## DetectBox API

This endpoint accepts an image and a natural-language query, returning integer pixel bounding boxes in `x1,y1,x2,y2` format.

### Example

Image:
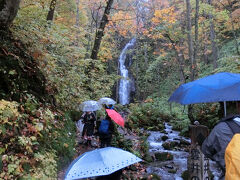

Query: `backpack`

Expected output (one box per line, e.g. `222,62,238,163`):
76,119,84,134
223,116,240,180
98,119,110,134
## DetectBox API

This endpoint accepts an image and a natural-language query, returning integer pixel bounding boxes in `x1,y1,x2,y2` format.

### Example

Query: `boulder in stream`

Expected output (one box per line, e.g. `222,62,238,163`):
154,152,173,161
162,141,179,150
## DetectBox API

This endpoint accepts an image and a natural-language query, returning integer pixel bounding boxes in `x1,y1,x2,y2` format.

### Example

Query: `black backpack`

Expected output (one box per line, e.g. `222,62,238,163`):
220,115,240,134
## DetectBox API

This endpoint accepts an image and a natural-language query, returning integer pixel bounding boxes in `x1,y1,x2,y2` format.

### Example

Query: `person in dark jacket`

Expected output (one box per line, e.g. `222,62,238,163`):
201,115,240,179
98,115,114,148
82,111,96,146
105,104,114,110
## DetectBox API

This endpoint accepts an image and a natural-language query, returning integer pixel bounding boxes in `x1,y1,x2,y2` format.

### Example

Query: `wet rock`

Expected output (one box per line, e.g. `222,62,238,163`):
168,169,177,174
181,170,189,180
143,153,154,163
149,174,161,180
162,141,179,150
161,135,168,141
147,127,159,131
164,164,174,169
154,152,173,161
160,129,167,134
179,139,191,146
140,173,161,180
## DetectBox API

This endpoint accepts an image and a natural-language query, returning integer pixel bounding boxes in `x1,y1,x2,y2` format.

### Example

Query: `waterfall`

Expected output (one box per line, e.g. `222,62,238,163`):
118,38,136,105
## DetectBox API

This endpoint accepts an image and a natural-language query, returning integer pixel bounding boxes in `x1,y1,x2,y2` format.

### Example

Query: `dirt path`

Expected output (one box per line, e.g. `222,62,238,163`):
57,128,149,180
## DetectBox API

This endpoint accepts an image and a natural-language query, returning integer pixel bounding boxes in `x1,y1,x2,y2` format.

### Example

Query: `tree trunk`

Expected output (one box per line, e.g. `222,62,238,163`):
85,20,94,59
229,12,240,55
47,0,57,21
90,0,114,60
144,42,148,66
226,0,240,55
186,0,195,123
207,0,218,68
165,33,186,83
75,0,80,46
75,0,80,27
193,0,199,77
0,0,21,30
186,0,195,81
209,20,218,68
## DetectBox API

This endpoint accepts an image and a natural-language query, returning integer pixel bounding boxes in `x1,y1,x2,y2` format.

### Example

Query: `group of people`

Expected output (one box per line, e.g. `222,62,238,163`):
78,102,240,179
75,104,124,179
79,104,115,148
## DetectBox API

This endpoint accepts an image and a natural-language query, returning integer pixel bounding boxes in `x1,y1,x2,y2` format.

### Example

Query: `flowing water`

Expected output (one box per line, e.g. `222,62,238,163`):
118,38,136,105
146,123,222,180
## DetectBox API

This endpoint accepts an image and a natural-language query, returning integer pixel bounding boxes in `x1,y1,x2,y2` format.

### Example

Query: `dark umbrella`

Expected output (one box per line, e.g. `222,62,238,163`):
168,72,240,116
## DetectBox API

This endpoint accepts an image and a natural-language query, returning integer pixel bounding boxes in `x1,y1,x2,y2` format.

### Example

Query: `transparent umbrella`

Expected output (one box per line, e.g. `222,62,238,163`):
80,100,102,112
64,147,142,180
98,97,116,105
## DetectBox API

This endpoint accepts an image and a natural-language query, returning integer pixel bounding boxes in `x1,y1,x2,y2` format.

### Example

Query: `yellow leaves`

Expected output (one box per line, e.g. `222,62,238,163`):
18,136,34,153
152,7,177,25
0,100,19,125
35,123,44,131
108,11,137,36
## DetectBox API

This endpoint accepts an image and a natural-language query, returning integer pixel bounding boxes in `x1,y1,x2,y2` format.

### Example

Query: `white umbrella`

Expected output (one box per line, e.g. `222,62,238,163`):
80,100,101,112
64,147,142,180
98,97,116,105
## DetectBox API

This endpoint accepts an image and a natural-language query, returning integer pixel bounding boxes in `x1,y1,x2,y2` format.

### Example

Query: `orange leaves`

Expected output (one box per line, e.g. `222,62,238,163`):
32,50,43,59
152,7,177,25
108,11,137,36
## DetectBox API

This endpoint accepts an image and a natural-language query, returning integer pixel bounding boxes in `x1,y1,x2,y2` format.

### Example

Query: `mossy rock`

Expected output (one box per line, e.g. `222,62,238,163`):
147,123,164,131
143,153,153,163
140,174,161,180
155,152,173,161
179,139,190,146
160,129,167,133
162,141,179,150
181,170,189,180
168,169,177,174
150,173,161,180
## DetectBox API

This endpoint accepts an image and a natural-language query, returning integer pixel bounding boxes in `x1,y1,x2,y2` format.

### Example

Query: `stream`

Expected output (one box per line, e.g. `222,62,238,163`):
146,123,222,180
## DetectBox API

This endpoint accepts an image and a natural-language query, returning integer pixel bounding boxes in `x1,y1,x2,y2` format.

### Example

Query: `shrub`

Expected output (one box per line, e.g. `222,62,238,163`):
0,98,76,178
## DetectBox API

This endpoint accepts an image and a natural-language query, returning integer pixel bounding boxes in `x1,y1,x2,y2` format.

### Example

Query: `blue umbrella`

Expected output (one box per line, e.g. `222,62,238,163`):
64,147,142,180
168,72,240,116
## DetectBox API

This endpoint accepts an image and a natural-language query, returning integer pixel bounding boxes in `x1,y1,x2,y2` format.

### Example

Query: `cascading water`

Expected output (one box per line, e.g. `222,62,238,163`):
118,38,136,105
147,123,222,179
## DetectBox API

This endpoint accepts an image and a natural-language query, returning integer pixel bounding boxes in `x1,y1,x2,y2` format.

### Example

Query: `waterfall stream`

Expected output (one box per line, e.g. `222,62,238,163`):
147,123,222,179
118,38,136,105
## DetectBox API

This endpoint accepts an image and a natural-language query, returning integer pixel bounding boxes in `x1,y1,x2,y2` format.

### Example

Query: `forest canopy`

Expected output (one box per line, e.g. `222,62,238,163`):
0,0,239,179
